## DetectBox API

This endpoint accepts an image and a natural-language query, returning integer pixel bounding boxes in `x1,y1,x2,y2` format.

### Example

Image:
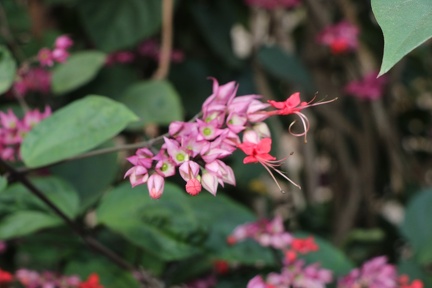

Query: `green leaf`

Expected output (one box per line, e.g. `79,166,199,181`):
0,211,61,240
21,96,138,168
371,0,432,75
400,188,432,264
257,45,315,93
0,45,16,94
97,182,201,261
0,176,80,219
0,176,7,192
118,80,183,129
78,0,161,52
52,51,106,95
295,232,354,276
50,140,119,209
188,193,274,265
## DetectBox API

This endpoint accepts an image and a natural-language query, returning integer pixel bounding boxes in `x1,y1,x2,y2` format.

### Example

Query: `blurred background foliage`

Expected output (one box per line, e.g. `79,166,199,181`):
0,0,432,287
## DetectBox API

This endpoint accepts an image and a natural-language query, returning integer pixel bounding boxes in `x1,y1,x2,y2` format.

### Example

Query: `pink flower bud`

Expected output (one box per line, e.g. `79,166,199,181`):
54,35,73,49
147,173,165,199
179,161,200,181
201,171,218,196
52,48,69,63
186,178,201,196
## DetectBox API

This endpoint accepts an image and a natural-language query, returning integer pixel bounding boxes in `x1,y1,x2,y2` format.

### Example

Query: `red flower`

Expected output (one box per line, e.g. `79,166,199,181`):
0,269,13,284
267,92,336,142
237,138,276,164
79,273,104,288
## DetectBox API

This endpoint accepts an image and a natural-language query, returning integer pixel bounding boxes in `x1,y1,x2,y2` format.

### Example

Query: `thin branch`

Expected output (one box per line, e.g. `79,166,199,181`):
152,0,174,80
0,159,164,287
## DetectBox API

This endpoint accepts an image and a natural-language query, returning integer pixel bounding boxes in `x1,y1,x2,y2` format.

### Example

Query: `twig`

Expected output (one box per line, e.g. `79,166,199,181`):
152,0,174,80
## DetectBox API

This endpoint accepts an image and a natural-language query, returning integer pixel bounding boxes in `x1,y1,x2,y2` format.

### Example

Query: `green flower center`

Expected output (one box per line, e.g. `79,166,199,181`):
203,127,212,136
176,153,185,162
161,163,168,171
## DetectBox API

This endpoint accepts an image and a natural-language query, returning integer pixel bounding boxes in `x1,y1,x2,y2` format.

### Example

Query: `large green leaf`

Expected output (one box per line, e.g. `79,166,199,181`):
0,45,16,94
118,80,183,129
52,51,106,95
21,96,138,168
0,176,6,192
50,140,119,209
78,0,161,52
0,176,80,219
0,211,61,240
188,193,274,265
96,182,201,260
257,45,315,93
371,0,432,75
296,232,354,276
400,188,432,264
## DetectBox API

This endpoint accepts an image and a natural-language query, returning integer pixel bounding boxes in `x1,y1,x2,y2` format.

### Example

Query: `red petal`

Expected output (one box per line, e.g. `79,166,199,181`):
268,100,286,109
285,92,301,107
243,156,258,164
257,153,276,161
257,138,272,154
238,142,255,155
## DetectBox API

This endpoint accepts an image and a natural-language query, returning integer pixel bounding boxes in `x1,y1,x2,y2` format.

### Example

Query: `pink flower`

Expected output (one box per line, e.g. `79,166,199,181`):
52,48,69,63
147,173,165,199
338,256,397,288
54,35,73,49
244,0,301,10
38,48,54,67
345,72,388,100
316,21,359,54
0,241,6,254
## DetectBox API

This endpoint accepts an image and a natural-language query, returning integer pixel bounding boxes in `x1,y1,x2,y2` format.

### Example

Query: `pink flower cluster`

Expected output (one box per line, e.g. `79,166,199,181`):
244,0,301,10
338,256,397,288
13,67,51,97
0,107,51,161
316,21,359,55
229,218,424,288
38,35,74,67
106,39,184,65
125,79,335,198
345,72,388,101
227,216,331,288
248,260,332,288
138,39,184,63
0,268,103,288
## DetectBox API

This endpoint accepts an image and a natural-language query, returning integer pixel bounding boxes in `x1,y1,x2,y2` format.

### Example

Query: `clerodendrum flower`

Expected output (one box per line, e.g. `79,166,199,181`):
237,131,301,191
267,92,337,142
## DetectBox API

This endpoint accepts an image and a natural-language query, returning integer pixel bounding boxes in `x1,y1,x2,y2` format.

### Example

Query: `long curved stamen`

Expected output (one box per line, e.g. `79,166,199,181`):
289,112,310,143
259,160,284,192
258,159,301,191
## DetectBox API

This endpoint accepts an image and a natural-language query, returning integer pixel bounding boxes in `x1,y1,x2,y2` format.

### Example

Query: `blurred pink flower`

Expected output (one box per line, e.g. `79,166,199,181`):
244,0,301,10
54,35,73,50
0,241,6,254
345,72,388,100
338,256,397,288
317,21,359,54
